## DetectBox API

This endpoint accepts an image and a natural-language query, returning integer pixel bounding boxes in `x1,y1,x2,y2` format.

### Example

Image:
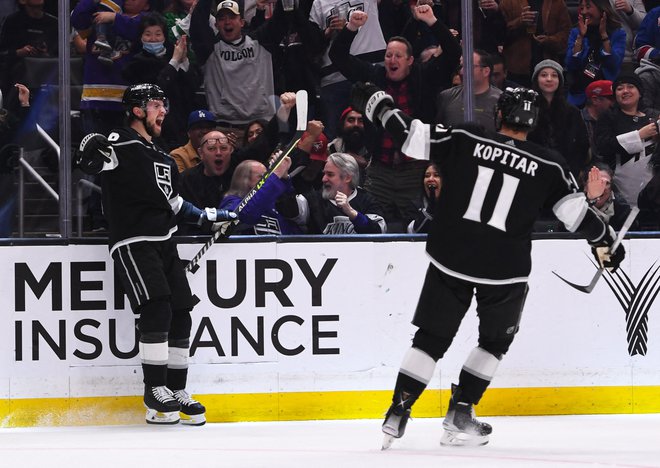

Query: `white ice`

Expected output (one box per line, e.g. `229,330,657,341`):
1,415,659,468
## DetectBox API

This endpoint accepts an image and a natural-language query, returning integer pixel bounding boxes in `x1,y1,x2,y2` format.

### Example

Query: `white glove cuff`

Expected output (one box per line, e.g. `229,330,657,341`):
365,91,393,122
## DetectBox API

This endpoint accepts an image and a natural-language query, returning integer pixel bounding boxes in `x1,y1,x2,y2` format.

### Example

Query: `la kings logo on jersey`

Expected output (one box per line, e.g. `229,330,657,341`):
154,162,172,198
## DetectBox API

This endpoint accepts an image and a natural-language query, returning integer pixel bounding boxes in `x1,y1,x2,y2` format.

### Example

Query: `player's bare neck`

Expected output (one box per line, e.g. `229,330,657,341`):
131,121,153,143
498,126,528,141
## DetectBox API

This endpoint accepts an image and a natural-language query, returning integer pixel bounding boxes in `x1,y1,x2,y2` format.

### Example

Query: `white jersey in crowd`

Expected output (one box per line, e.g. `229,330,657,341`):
309,0,386,88
203,35,276,125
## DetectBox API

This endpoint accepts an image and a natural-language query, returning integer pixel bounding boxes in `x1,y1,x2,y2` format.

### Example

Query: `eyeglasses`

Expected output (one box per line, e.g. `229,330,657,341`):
200,137,229,147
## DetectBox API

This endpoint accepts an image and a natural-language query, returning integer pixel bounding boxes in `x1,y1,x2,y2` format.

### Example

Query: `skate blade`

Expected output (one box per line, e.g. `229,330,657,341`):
382,433,395,450
180,412,206,426
440,430,488,447
145,408,180,425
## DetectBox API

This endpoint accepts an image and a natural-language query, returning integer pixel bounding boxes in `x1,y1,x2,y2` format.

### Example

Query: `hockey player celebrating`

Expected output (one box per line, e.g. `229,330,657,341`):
77,83,237,425
350,83,625,447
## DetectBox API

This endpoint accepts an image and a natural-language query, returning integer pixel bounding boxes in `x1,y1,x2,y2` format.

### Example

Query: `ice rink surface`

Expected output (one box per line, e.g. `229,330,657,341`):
2,414,659,468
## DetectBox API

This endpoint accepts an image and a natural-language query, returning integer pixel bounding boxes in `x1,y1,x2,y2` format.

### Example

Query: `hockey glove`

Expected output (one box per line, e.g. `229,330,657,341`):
76,133,117,175
350,82,394,126
198,207,238,233
590,225,625,272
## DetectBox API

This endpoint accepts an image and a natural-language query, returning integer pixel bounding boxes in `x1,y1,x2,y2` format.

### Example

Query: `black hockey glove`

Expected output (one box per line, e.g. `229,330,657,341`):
198,207,238,234
350,82,394,126
590,225,625,272
0,144,20,174
76,133,115,175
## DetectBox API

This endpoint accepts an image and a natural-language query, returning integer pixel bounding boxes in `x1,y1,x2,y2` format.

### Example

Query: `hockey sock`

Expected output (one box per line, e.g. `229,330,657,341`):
139,332,169,387
393,347,437,406
457,347,501,404
167,338,189,391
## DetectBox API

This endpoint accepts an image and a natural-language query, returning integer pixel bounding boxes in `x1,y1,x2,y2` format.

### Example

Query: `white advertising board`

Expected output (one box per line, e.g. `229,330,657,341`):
0,238,659,421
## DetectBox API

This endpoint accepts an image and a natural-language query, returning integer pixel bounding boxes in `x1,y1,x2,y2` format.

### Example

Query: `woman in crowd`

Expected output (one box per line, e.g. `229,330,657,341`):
122,12,202,150
565,0,625,107
528,59,590,179
594,73,660,206
407,161,442,234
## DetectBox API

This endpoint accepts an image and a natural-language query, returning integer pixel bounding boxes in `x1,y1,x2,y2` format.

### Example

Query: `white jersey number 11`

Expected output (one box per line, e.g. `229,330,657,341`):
463,165,520,232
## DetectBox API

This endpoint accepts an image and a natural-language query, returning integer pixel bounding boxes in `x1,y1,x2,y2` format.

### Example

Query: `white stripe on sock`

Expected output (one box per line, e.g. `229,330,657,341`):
139,341,169,365
168,346,189,369
462,347,501,381
399,347,436,385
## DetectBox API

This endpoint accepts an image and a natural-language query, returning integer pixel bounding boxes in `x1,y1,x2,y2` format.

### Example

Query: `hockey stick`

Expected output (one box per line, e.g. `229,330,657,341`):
552,206,639,294
184,90,309,274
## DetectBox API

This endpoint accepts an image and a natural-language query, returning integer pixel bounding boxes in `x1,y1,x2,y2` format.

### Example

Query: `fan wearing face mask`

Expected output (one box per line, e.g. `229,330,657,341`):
122,11,203,152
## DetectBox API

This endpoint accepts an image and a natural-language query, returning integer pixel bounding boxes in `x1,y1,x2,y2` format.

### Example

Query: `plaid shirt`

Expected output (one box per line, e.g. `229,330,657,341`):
379,80,415,166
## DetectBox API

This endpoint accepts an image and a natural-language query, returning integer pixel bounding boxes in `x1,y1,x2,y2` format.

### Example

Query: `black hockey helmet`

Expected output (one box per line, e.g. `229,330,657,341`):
494,87,539,131
122,83,169,116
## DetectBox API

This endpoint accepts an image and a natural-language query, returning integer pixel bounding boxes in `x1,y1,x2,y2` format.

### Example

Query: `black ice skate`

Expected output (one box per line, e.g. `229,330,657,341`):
93,36,112,53
172,389,206,426
381,391,414,450
441,384,492,447
144,385,181,425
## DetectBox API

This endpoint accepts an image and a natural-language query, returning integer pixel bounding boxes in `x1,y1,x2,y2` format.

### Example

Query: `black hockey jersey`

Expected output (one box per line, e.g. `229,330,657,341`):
101,127,181,254
302,188,387,234
391,120,608,284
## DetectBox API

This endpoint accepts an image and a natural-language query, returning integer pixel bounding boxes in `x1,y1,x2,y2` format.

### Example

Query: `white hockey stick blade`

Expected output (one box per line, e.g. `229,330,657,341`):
382,434,395,450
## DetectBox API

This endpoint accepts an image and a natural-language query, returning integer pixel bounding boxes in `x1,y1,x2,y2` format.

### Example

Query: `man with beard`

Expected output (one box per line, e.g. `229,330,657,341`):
294,152,386,234
328,107,371,185
76,83,237,425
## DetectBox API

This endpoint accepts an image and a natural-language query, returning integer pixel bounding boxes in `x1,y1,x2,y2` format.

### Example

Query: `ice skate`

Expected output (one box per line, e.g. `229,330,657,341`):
172,389,206,426
440,384,491,447
144,385,181,425
381,392,414,450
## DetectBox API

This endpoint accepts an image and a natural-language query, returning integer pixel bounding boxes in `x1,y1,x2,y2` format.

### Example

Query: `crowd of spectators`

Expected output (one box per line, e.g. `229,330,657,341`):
2,0,660,235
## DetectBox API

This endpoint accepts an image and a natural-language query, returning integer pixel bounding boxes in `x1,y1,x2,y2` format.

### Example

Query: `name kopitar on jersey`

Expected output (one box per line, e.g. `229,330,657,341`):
473,143,538,176
219,47,255,62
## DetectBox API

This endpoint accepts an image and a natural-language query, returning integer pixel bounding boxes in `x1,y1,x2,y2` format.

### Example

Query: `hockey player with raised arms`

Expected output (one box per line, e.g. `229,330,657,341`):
350,83,625,447
77,83,237,425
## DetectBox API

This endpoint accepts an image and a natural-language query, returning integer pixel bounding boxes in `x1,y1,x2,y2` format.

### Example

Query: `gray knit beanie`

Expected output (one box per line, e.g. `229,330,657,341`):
532,59,565,88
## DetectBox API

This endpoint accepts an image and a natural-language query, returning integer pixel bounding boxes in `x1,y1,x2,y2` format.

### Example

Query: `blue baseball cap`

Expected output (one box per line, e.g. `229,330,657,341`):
187,109,216,129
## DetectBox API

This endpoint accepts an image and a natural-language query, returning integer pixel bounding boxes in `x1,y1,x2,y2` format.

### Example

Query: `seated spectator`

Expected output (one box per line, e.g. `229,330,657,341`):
177,130,236,230
582,79,615,160
294,152,387,234
170,109,216,172
499,0,572,87
435,50,502,132
583,162,634,230
328,6,460,231
327,107,370,183
407,161,441,234
122,12,203,150
594,73,660,205
565,0,626,107
0,0,58,100
528,59,590,178
219,156,303,235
